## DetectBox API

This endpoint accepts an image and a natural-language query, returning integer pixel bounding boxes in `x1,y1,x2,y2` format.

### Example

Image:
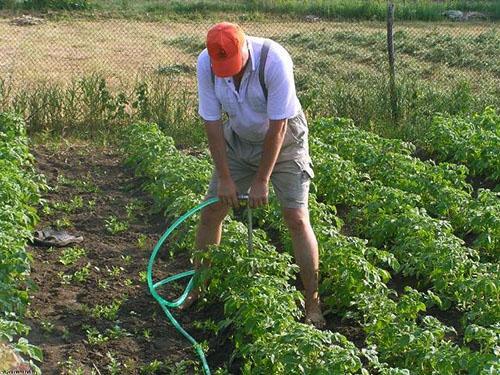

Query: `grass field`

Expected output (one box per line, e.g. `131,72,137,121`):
2,0,500,20
2,18,497,86
1,14,498,144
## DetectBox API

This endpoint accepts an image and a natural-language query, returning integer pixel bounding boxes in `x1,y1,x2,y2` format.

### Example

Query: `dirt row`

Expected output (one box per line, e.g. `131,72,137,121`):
25,140,229,374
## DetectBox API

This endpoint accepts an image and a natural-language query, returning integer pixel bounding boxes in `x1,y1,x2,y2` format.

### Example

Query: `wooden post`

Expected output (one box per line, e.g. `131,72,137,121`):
387,1,398,123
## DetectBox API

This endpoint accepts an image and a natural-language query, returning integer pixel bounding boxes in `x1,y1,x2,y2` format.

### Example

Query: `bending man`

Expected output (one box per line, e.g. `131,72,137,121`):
182,22,325,329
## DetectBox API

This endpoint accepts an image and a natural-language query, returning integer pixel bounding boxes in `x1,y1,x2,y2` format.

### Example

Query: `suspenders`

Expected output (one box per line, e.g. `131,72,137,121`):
210,39,271,100
258,40,271,100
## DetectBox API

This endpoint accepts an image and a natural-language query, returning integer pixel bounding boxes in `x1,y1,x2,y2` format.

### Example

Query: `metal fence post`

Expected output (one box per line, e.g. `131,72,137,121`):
387,1,398,124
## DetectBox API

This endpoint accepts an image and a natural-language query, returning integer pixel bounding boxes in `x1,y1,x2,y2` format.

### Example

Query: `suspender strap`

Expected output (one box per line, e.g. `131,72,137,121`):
259,40,271,101
210,39,271,100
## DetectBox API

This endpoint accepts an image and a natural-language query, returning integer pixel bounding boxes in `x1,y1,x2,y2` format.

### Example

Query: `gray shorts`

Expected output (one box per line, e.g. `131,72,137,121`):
204,110,314,209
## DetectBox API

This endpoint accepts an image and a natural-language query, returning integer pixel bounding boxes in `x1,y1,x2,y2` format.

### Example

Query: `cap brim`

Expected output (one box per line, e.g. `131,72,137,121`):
211,52,242,77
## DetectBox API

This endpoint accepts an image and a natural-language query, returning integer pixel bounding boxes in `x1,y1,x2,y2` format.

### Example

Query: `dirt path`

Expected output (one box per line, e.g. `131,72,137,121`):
24,139,226,374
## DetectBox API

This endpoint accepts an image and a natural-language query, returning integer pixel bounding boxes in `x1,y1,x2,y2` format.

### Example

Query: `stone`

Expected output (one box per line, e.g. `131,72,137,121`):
304,15,321,23
442,10,464,21
10,15,44,26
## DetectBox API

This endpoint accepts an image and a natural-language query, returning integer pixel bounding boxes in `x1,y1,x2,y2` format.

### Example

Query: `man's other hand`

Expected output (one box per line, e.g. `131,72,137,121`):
218,176,239,208
249,178,269,208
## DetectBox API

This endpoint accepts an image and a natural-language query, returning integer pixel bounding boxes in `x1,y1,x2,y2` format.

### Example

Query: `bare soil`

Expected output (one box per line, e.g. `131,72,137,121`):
24,140,231,374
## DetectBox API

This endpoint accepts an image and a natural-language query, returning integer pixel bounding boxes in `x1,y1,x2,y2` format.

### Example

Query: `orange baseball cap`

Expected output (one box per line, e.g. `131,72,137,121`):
206,22,245,77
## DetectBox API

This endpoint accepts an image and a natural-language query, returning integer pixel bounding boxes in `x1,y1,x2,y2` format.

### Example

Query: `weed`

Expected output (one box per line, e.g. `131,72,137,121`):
59,246,86,266
58,262,91,284
125,199,144,219
107,265,124,278
41,204,53,216
57,271,73,285
156,63,195,75
25,308,40,320
142,328,152,342
136,233,149,250
192,318,219,334
46,246,56,254
106,351,123,374
87,199,97,210
54,216,73,229
120,254,132,264
104,215,129,234
53,198,78,213
7,1,496,21
140,360,163,374
73,262,91,282
98,279,109,289
40,320,55,334
88,298,124,321
1,73,206,147
58,356,86,375
61,326,70,341
83,325,109,346
106,324,132,339
167,35,205,57
12,0,89,10
57,174,100,193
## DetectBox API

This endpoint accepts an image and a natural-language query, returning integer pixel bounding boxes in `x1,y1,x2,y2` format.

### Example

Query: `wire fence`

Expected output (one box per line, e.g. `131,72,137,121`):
1,9,499,136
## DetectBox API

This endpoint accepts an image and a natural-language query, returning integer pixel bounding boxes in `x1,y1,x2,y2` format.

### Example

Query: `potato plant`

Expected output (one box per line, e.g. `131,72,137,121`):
0,112,46,373
311,136,499,360
419,107,500,182
120,121,371,373
258,192,498,374
120,118,499,373
312,116,499,259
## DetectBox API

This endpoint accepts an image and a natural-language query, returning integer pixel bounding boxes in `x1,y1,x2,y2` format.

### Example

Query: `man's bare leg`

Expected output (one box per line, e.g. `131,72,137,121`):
282,207,325,329
179,201,228,310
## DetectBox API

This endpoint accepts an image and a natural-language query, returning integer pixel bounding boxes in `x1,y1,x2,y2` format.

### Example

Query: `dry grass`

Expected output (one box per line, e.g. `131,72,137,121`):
1,18,197,88
1,16,498,90
1,15,497,144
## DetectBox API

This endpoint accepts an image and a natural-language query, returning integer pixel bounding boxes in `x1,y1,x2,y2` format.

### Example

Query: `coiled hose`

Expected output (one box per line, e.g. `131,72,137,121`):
147,195,252,375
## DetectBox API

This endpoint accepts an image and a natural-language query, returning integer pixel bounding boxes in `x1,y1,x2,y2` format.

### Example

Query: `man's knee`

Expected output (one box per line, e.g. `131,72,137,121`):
200,201,228,226
282,207,310,233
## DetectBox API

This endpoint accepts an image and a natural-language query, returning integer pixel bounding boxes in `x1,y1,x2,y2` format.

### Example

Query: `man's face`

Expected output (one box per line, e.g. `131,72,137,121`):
236,39,250,76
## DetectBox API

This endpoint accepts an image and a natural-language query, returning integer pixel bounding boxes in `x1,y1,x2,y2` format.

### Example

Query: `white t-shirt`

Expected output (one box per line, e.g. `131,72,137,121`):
197,36,302,143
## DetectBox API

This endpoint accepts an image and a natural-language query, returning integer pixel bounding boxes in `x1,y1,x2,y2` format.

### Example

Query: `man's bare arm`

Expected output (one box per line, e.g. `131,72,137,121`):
204,120,239,207
256,118,287,182
250,118,287,207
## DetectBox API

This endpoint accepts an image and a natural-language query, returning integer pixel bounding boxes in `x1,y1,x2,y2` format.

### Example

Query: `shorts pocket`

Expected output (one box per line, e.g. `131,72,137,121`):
294,158,315,180
284,113,307,146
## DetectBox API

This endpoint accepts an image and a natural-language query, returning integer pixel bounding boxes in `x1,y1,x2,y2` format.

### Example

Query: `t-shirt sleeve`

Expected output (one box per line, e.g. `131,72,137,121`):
197,50,222,121
265,45,298,120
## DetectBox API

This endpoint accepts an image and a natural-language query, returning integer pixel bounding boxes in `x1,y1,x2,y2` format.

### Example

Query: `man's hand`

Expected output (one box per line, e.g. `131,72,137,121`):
249,177,269,208
218,176,239,208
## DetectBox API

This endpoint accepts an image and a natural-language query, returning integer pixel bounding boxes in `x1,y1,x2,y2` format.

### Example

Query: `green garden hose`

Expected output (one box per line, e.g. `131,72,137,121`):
147,195,252,375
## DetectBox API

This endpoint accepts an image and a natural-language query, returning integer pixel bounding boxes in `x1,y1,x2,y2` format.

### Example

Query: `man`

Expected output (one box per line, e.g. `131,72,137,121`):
181,22,325,329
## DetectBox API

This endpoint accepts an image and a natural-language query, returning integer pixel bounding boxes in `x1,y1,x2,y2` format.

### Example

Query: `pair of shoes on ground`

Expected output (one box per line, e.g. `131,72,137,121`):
33,228,83,247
